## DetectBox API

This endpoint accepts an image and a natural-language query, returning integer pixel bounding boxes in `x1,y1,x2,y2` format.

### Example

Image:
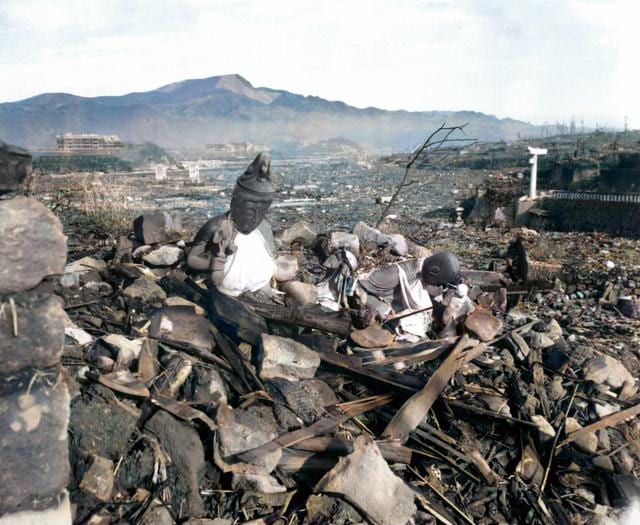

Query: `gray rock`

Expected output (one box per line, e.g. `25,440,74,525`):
327,231,360,256
70,384,138,460
593,455,615,472
216,403,281,472
164,296,205,315
122,277,167,307
189,365,227,406
259,334,320,381
278,220,317,246
305,494,367,525
464,310,503,342
0,141,32,194
315,435,416,525
143,245,184,267
531,415,556,442
528,332,555,349
269,378,338,424
101,334,143,371
64,256,106,276
149,306,216,351
283,281,318,306
231,472,286,494
145,411,205,519
79,455,114,502
584,354,635,390
134,212,183,245
353,222,407,255
0,491,72,525
141,499,175,525
0,197,66,294
0,367,70,514
0,293,66,373
565,417,598,454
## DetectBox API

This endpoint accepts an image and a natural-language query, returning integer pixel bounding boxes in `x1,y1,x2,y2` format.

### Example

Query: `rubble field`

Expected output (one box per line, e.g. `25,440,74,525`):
50,184,640,525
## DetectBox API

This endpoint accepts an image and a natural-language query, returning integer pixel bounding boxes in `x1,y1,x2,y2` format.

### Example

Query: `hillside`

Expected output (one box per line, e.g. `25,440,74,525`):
0,74,538,151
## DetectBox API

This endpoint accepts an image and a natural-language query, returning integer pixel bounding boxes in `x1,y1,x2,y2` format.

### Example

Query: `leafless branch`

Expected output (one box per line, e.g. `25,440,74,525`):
375,123,476,228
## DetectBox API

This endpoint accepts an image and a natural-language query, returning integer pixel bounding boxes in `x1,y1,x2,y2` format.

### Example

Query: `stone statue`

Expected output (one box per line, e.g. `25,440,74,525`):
187,153,276,296
356,251,463,336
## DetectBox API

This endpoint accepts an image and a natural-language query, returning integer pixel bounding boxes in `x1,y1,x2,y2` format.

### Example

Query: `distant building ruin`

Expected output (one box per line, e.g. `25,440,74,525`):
205,142,270,156
56,133,124,152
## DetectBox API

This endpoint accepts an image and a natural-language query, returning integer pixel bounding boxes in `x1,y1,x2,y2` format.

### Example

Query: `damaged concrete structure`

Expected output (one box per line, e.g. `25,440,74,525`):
0,145,71,523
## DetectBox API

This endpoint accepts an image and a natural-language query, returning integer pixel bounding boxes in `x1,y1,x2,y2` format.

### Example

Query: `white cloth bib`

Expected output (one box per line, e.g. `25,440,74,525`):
218,228,276,297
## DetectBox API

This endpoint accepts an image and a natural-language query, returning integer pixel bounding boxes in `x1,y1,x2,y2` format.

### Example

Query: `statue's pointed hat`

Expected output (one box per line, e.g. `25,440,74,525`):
235,152,275,198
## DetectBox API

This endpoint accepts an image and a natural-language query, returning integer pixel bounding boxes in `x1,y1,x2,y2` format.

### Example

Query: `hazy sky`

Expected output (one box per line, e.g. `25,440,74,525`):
0,0,637,127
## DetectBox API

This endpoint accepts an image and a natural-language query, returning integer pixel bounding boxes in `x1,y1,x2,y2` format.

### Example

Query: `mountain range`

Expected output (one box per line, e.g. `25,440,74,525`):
0,74,538,151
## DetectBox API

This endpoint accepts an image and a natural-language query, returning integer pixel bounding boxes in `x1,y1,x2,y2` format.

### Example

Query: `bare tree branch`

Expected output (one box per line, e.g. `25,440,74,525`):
375,124,477,228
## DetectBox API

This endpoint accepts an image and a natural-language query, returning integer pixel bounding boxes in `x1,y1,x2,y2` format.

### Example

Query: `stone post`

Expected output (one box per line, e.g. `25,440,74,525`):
0,142,71,524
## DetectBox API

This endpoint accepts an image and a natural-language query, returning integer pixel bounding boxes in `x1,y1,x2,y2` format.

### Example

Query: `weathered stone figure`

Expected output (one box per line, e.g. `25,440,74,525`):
187,153,276,296
356,251,463,336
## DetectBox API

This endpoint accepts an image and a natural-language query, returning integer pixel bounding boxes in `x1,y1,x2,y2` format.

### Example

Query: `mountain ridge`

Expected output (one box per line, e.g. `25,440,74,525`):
0,74,538,150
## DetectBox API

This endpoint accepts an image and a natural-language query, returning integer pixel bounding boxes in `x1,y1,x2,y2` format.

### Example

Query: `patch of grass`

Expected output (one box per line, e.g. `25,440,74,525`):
78,180,135,237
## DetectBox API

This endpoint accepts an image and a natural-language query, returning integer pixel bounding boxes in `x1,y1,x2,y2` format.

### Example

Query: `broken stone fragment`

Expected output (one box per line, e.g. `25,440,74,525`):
278,220,317,246
593,455,615,472
133,211,183,245
305,494,367,525
216,403,281,472
122,277,167,307
79,455,115,502
164,296,205,315
353,221,407,255
145,411,205,519
531,415,556,442
0,293,66,373
100,334,143,370
516,444,544,486
0,197,67,294
0,490,72,525
142,245,184,267
140,498,176,525
0,367,70,514
274,254,299,282
314,435,416,525
464,310,503,342
188,365,227,406
0,140,32,194
282,280,318,306
70,384,139,460
327,231,360,256
268,378,338,424
149,306,216,351
350,323,395,348
528,331,555,349
584,354,635,391
565,417,598,454
259,334,320,381
64,256,106,277
231,472,287,494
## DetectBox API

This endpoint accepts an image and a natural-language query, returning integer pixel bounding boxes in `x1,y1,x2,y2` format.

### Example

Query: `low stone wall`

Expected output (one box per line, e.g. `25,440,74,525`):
540,197,640,237
0,146,71,523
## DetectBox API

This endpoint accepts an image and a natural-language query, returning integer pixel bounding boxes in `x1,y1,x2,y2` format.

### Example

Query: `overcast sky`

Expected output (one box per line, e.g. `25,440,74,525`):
0,0,637,127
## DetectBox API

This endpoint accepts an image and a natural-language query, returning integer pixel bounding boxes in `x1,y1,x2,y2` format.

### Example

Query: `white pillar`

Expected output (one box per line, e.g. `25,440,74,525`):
527,147,548,199
155,165,167,181
188,165,200,183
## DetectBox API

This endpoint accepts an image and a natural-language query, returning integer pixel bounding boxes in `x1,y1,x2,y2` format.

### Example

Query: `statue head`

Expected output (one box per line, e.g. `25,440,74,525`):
230,153,275,234
421,251,461,287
